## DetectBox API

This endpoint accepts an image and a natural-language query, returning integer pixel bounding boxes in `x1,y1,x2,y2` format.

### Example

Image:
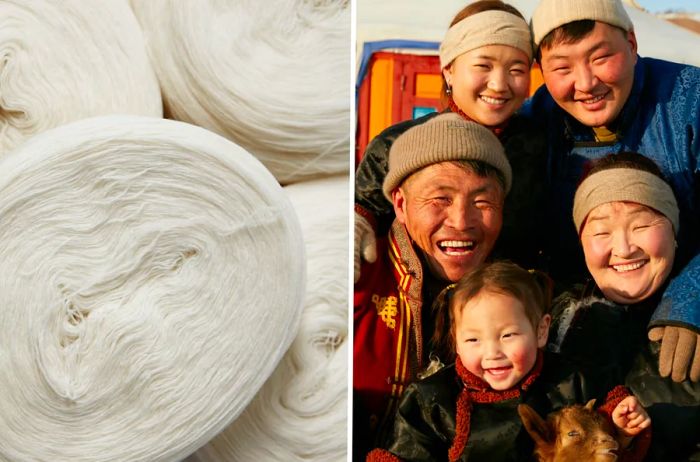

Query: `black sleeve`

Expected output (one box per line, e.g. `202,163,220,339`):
380,382,451,462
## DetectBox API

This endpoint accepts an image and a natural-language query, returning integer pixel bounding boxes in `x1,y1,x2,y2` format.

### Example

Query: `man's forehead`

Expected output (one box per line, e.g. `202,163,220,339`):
541,21,626,57
403,162,500,192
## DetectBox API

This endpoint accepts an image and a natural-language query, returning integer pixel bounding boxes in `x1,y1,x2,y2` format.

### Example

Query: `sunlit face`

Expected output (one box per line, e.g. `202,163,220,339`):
443,45,530,127
455,290,550,390
392,162,504,282
580,201,675,304
540,22,637,128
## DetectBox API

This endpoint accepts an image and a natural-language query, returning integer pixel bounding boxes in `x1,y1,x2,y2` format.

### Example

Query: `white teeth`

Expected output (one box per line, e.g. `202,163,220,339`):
481,95,506,105
612,261,645,272
485,367,510,377
439,240,475,256
440,240,474,248
583,94,605,104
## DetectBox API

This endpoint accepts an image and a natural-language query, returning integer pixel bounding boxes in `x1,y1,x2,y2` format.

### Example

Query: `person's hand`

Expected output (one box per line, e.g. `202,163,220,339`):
648,326,700,382
354,211,376,283
612,396,651,448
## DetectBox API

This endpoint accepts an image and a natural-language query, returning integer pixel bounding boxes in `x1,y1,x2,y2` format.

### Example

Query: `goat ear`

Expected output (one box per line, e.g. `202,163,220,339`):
518,404,552,445
584,399,596,410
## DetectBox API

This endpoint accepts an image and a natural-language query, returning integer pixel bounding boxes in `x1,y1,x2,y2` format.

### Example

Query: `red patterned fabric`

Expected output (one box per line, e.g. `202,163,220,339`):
447,352,544,461
366,448,404,462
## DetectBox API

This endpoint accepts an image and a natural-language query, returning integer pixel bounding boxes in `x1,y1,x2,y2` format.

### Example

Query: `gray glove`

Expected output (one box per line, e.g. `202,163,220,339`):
354,211,376,283
649,325,700,382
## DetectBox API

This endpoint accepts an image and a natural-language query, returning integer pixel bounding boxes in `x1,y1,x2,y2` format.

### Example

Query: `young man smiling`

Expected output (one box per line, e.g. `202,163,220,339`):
526,0,700,383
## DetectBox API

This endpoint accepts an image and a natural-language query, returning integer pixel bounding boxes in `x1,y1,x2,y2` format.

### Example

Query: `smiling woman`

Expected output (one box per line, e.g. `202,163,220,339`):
573,154,678,304
548,152,700,459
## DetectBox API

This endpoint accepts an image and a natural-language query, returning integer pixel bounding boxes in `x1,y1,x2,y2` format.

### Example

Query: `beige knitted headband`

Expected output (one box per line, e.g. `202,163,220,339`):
439,10,533,69
573,168,679,234
383,113,511,199
532,0,633,47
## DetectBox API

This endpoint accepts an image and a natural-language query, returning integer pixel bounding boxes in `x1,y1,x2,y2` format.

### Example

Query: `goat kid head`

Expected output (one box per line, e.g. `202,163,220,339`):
518,400,619,462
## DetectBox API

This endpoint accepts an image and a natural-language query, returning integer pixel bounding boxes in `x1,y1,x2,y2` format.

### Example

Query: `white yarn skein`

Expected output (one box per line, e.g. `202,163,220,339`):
0,0,162,157
187,175,349,462
129,0,350,185
0,115,305,462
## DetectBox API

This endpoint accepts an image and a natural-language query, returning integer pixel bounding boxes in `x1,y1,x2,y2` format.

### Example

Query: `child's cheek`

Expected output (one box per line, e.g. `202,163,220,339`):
509,346,536,372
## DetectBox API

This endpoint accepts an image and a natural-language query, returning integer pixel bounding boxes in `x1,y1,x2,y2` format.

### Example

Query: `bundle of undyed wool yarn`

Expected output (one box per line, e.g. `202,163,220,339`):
186,175,349,462
0,0,162,157
0,115,305,462
128,0,350,185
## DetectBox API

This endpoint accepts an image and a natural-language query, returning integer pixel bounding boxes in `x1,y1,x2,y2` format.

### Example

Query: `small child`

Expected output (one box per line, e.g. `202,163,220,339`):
366,261,650,461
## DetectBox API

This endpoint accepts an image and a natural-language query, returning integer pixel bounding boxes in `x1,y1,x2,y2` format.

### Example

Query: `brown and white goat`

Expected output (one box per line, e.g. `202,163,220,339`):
518,400,620,462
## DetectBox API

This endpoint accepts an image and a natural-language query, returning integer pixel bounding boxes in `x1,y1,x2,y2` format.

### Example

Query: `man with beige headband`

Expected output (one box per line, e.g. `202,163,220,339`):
353,113,512,460
525,0,700,383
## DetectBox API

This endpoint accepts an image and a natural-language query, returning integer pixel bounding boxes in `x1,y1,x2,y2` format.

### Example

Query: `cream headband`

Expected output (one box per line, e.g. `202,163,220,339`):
573,168,679,235
439,10,533,69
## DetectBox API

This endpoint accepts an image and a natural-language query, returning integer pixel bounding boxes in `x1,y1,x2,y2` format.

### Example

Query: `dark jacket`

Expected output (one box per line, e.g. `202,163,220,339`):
355,111,549,271
549,282,700,461
367,352,643,462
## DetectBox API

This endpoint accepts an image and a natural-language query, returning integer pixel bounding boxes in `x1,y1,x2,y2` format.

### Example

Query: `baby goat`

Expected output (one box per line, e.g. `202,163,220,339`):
518,400,619,462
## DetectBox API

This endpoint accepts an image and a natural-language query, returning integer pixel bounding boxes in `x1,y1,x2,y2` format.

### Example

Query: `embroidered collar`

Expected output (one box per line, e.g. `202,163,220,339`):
455,350,543,402
448,352,544,461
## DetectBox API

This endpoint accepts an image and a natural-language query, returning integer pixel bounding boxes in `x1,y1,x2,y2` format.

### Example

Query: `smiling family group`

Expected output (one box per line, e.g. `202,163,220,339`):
352,0,700,461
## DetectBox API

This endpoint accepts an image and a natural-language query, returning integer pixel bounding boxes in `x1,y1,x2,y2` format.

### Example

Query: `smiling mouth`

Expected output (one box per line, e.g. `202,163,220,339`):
485,366,512,378
611,260,647,272
480,95,508,105
579,92,607,105
438,240,475,256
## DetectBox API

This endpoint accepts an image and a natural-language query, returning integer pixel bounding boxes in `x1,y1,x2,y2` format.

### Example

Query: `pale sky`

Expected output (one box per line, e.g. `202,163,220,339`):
637,0,700,13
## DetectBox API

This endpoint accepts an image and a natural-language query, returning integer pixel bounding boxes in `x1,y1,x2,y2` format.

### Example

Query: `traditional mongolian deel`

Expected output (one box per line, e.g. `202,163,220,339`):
0,115,305,462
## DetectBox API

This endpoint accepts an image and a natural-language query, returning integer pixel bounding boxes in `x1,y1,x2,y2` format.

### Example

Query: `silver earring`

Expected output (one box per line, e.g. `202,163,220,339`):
446,85,452,96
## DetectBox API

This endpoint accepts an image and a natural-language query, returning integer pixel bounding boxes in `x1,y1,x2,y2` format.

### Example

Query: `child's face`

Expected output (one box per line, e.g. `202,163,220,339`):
454,290,549,390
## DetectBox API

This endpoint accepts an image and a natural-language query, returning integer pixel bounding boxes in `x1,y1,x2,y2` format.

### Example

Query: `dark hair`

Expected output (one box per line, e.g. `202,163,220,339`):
579,152,668,186
536,20,627,63
441,1,527,104
431,261,552,362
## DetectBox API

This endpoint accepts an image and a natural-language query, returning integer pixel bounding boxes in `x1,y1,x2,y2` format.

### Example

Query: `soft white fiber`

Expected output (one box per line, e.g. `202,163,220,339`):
0,0,162,157
129,0,350,185
0,115,305,462
187,175,349,462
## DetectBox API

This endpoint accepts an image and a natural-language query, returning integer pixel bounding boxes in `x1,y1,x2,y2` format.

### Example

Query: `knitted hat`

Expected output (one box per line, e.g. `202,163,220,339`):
573,168,679,234
382,113,511,199
440,10,533,69
531,0,633,48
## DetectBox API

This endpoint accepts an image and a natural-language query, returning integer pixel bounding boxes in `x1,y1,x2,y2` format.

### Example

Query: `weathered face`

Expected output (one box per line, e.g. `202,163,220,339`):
580,201,675,304
540,22,637,128
443,44,531,127
454,290,549,390
392,162,504,282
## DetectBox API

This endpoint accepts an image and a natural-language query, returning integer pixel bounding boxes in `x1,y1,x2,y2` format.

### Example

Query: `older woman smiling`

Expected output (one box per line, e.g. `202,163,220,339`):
573,157,678,306
549,152,700,460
